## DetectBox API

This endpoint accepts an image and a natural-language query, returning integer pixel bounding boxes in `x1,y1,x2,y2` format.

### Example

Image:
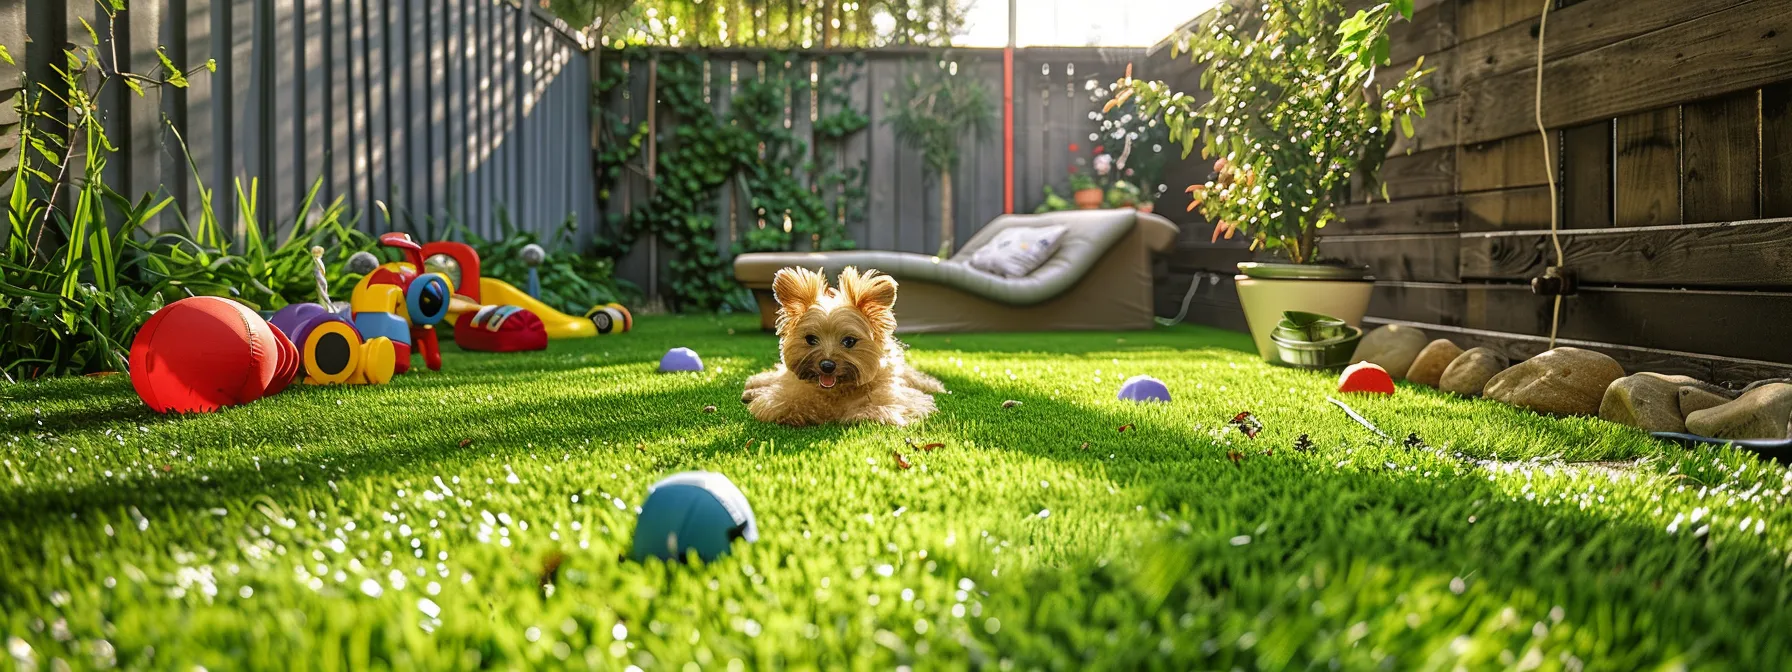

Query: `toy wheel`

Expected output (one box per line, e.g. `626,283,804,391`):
607,303,633,332
303,320,363,384
586,308,615,335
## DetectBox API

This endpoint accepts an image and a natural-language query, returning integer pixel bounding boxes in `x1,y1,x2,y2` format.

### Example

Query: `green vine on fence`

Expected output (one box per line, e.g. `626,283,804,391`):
591,49,869,311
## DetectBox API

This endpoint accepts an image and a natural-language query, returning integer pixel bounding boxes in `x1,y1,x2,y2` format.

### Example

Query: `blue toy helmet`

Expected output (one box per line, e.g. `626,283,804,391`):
630,472,757,563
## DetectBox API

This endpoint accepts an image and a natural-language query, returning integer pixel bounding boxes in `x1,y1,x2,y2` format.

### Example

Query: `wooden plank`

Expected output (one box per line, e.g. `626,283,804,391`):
1363,148,1456,203
1682,91,1761,224
1362,317,1792,386
895,61,927,254
1453,0,1754,89
1458,1,1792,145
1460,217,1792,287
1461,185,1552,232
409,0,432,226
382,0,409,229
1387,0,1459,64
1367,281,1792,364
1613,108,1680,227
1155,271,1249,333
1458,132,1551,193
1454,0,1509,42
1320,233,1461,283
1768,83,1792,219
1333,194,1461,234
865,56,897,251
300,0,325,212
1560,120,1614,229
1388,96,1458,155
1378,46,1459,101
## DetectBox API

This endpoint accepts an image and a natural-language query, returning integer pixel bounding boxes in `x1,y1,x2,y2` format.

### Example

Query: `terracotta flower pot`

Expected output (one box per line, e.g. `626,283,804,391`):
1073,188,1104,209
1136,203,1154,213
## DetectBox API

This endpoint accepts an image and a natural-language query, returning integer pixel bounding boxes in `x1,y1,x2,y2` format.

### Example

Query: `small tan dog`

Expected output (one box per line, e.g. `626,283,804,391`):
742,267,944,426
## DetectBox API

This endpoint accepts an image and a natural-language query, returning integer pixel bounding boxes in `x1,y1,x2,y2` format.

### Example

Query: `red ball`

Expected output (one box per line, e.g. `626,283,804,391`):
264,324,301,397
1338,361,1397,395
130,296,280,414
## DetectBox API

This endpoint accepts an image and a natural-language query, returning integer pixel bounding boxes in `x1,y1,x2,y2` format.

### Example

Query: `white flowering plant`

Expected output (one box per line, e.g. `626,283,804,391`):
1112,0,1430,263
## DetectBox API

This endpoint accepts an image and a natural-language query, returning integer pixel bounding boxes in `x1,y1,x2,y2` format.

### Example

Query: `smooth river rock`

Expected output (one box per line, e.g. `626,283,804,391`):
1438,348,1509,397
1678,386,1736,417
1352,325,1430,379
1599,373,1707,433
1406,339,1463,388
1684,383,1792,440
1484,347,1625,416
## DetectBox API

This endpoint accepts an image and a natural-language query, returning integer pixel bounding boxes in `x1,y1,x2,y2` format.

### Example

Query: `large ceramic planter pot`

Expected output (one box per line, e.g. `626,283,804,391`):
1073,188,1104,209
1234,262,1374,362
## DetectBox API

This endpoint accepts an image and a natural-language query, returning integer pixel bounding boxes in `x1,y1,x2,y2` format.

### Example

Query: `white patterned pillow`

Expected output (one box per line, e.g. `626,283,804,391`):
968,225,1067,278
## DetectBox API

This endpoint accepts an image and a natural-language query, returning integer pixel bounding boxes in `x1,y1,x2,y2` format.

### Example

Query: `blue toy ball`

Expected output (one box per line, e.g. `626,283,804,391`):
630,471,758,563
658,347,704,372
1117,375,1171,402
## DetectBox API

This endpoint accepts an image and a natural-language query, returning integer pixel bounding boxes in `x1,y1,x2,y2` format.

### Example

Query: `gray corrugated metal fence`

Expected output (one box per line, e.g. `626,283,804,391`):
600,47,1145,297
5,0,596,246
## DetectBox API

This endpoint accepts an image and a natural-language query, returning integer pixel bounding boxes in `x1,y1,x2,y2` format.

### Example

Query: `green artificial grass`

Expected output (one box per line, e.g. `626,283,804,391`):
3,315,1790,670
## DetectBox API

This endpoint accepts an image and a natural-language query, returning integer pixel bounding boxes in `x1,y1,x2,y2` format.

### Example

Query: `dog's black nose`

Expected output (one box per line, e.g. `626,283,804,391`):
819,359,837,373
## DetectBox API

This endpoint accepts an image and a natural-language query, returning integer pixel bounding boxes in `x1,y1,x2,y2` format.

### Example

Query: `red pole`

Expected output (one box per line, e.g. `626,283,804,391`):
1003,48,1014,214
1003,0,1016,214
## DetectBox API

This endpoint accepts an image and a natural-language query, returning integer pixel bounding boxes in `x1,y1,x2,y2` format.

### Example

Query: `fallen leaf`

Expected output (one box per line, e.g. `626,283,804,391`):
1002,400,1022,408
1226,450,1243,466
892,451,912,470
539,551,566,588
635,442,645,451
702,405,717,414
160,464,172,472
1228,411,1263,439
920,442,944,452
458,439,473,448
743,438,756,450
1292,434,1314,453
1118,423,1135,433
1079,442,1089,450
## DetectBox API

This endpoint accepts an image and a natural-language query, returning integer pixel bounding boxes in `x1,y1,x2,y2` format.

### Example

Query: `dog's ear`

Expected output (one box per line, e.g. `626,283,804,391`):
771,267,828,329
838,267,898,332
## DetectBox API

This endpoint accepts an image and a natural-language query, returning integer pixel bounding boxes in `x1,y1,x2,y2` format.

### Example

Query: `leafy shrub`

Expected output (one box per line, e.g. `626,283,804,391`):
458,212,638,316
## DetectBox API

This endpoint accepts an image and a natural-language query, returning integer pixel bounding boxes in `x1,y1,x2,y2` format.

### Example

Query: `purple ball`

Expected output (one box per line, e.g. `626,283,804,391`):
658,347,704,373
1117,375,1171,402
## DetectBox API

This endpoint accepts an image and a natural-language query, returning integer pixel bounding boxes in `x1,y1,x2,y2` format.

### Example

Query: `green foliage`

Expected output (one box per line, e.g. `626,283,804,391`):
1118,0,1431,263
601,0,965,48
882,58,994,177
1032,185,1073,213
458,211,638,315
593,50,866,311
136,173,375,311
0,8,209,380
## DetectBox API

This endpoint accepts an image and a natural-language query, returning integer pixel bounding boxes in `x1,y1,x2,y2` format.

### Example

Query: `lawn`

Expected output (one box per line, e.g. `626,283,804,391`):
2,315,1789,670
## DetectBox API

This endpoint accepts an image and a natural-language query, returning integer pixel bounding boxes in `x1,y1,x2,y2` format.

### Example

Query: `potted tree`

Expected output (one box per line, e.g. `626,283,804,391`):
886,57,995,257
1115,0,1431,360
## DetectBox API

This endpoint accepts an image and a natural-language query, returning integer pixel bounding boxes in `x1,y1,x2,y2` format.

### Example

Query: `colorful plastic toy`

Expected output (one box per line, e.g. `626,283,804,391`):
268,302,397,386
423,240,629,340
417,241,550,353
349,233,455,371
1338,361,1396,395
1117,375,1171,402
521,243,545,298
658,347,704,372
630,471,758,563
130,296,295,413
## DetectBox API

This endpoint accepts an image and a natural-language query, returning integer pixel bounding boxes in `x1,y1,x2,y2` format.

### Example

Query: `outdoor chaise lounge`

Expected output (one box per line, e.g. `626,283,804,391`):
733,209,1178,333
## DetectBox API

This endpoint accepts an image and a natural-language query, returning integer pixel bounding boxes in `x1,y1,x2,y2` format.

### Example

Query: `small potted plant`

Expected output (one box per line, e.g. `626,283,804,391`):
1115,0,1430,360
1104,180,1142,209
1065,143,1107,209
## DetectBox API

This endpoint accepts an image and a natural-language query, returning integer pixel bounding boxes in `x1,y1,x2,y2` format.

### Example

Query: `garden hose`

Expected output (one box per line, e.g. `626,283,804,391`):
1534,0,1564,349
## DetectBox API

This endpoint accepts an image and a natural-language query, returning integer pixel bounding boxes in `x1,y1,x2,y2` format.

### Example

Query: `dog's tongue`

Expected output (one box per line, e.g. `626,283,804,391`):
819,373,838,389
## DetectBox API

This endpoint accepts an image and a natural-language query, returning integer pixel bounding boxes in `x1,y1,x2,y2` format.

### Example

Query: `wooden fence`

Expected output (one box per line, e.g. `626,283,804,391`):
1146,0,1792,384
2,0,597,246
598,46,1146,298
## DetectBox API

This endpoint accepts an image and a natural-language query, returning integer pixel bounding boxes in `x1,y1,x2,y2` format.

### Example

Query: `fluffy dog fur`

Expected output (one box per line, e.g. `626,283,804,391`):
742,267,944,426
